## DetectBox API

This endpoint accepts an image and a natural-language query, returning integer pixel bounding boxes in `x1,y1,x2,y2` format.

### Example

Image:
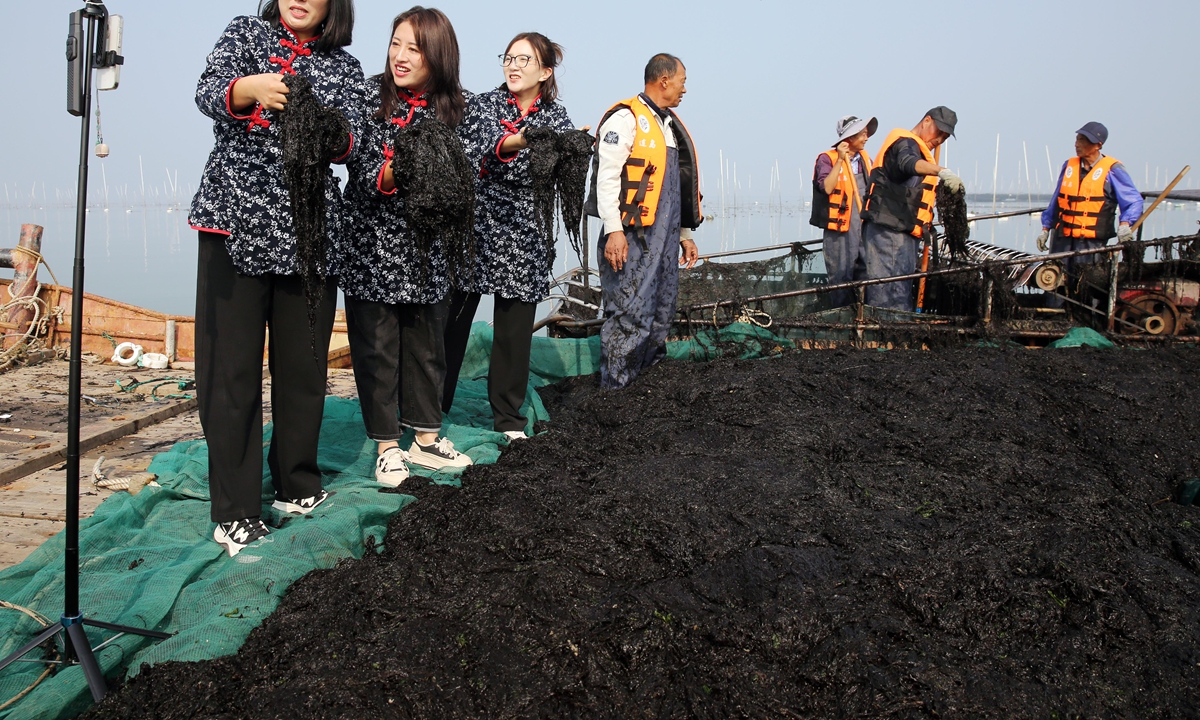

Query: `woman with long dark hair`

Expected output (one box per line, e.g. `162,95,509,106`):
341,6,473,486
190,0,362,557
445,32,579,440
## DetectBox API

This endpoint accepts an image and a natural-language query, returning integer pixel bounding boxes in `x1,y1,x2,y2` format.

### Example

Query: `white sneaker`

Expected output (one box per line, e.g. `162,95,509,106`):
375,447,411,487
408,437,473,470
214,518,271,557
271,490,332,515
503,430,526,442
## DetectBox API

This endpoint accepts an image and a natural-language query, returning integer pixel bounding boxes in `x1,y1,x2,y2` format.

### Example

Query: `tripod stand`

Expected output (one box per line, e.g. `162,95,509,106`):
0,1,168,703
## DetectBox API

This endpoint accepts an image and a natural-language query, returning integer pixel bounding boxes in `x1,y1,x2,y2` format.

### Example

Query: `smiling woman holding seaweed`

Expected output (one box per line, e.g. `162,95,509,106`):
189,0,362,558
445,32,591,440
340,6,475,486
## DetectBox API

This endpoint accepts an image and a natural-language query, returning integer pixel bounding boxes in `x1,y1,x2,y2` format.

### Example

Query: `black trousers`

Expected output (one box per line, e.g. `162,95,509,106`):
443,291,537,432
195,232,335,523
345,295,448,438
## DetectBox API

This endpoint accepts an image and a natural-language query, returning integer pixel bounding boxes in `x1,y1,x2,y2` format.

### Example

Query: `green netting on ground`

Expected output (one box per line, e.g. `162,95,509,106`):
0,322,782,719
1047,327,1116,349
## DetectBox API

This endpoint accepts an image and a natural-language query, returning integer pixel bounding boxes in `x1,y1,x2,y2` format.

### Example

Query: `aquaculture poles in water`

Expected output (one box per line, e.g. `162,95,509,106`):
991,134,1000,242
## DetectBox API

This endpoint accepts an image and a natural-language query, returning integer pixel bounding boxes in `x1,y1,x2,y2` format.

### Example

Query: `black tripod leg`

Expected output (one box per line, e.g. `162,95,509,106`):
0,623,64,673
84,619,172,640
65,623,107,702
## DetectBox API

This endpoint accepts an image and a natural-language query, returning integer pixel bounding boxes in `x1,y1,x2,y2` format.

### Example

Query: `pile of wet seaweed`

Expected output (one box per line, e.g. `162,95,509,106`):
85,347,1200,718
935,182,970,259
278,74,350,342
391,119,477,285
525,127,594,266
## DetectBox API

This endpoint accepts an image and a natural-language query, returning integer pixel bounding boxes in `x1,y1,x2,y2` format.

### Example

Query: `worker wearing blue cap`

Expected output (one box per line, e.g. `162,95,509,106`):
1037,123,1143,303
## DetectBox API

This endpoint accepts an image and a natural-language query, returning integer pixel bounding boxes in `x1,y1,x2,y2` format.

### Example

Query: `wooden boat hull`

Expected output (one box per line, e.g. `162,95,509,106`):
0,280,350,366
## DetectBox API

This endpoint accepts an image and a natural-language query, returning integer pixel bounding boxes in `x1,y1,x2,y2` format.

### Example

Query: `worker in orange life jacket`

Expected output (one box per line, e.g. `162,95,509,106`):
584,53,703,390
1036,122,1143,307
809,115,877,307
861,106,962,311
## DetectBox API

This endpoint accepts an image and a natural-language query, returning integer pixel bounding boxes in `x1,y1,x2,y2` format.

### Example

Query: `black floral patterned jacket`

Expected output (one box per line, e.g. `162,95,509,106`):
458,87,575,303
340,79,469,305
188,15,365,277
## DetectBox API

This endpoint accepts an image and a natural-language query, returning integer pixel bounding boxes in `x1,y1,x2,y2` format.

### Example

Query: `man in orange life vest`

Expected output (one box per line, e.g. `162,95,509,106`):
810,115,878,307
1036,122,1142,307
860,107,962,311
585,53,703,390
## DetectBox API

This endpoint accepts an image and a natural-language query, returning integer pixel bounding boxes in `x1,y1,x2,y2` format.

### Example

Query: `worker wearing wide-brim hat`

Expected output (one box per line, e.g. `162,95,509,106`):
809,115,877,307
861,106,962,311
1036,122,1143,306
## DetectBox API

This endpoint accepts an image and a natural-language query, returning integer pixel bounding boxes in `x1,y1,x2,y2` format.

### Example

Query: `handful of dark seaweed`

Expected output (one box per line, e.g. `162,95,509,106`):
391,119,477,286
278,73,350,347
935,181,970,259
524,127,595,266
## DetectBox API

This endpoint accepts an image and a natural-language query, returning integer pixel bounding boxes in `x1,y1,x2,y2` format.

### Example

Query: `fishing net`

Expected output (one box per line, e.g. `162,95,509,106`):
278,74,350,348
390,119,477,286
523,128,594,267
935,182,970,259
675,246,819,333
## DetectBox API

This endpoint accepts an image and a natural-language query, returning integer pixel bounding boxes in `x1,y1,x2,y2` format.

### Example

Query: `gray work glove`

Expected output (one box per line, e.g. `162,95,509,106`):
1117,224,1135,243
1036,228,1050,252
937,168,963,193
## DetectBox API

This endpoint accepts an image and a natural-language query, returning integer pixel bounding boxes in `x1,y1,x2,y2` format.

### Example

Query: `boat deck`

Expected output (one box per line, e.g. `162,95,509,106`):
0,360,361,569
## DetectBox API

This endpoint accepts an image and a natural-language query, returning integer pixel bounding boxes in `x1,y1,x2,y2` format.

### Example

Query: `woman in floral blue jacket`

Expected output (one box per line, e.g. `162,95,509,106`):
189,0,362,558
445,32,577,440
340,6,473,486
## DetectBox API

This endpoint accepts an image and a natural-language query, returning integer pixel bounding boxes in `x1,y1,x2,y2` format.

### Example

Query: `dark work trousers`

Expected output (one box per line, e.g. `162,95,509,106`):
345,296,448,438
195,232,336,523
442,290,482,413
443,292,537,431
1044,231,1107,309
863,221,918,311
599,147,682,390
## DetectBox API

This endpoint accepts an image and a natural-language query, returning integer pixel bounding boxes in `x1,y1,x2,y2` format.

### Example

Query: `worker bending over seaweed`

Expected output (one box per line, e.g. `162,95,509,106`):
810,115,877,308
586,54,702,390
861,107,961,312
190,0,361,557
341,6,474,488
1036,122,1143,307
444,32,587,439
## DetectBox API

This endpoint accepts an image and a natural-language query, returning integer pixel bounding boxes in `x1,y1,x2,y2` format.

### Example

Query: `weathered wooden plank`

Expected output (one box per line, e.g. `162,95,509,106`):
0,518,62,568
0,398,197,487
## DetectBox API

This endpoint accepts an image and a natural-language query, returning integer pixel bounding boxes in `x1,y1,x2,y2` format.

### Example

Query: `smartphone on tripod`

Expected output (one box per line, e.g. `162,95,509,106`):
67,5,123,116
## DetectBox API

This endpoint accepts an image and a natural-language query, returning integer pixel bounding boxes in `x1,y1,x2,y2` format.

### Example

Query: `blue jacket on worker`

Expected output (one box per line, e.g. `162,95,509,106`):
585,55,702,390
1036,123,1144,308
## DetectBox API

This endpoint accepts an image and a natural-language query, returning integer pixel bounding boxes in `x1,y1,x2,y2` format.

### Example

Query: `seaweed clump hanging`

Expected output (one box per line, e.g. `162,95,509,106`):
277,73,351,345
936,181,971,259
390,119,477,286
524,127,595,266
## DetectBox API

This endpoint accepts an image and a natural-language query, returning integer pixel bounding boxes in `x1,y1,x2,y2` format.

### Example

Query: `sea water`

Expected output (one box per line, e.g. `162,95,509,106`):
2,197,1198,319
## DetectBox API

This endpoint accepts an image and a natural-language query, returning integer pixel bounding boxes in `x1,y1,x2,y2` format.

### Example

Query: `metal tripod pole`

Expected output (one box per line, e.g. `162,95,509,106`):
0,2,169,705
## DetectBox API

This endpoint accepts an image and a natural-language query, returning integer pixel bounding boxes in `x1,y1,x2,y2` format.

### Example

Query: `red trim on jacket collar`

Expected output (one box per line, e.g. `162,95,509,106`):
390,89,428,129
505,89,541,122
279,17,323,47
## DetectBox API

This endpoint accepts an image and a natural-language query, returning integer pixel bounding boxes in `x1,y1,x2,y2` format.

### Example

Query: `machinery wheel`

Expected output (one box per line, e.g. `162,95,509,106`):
1116,293,1181,335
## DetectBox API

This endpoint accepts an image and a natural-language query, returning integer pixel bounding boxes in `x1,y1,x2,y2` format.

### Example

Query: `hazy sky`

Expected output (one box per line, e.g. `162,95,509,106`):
5,0,1199,208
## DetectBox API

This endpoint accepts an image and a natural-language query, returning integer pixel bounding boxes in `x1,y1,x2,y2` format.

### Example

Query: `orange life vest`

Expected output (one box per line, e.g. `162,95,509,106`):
861,129,938,239
585,96,704,234
1054,156,1120,241
809,149,872,232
